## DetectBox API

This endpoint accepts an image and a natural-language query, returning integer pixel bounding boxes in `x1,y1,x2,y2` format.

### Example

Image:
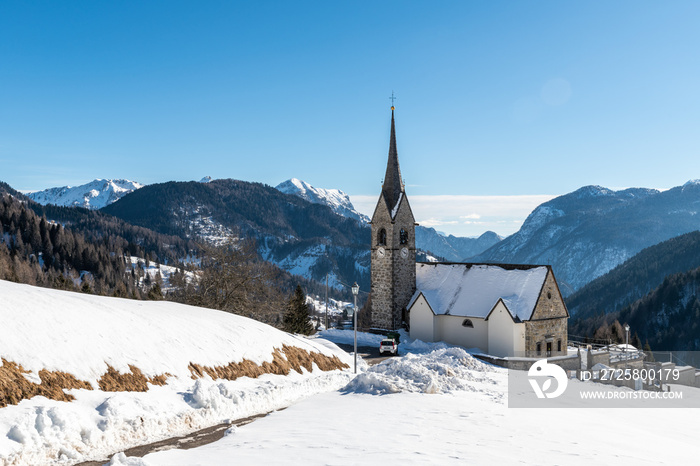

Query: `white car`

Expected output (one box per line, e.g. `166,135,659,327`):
379,339,398,356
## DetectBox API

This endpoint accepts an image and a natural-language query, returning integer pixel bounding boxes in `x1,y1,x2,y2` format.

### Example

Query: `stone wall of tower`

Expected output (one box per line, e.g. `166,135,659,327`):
370,195,416,330
390,195,416,328
370,197,394,330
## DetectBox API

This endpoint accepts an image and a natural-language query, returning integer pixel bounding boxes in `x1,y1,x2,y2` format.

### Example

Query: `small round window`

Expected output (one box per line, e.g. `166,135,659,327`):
462,319,474,328
547,291,552,300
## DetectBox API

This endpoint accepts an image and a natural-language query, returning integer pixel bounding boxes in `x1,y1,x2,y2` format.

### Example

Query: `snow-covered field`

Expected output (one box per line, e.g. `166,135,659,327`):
125,256,195,292
134,346,698,466
2,279,699,465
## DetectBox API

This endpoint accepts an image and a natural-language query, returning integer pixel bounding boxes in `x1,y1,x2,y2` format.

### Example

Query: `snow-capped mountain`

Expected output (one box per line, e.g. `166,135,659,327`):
276,178,502,261
474,181,700,295
275,178,370,224
27,179,144,210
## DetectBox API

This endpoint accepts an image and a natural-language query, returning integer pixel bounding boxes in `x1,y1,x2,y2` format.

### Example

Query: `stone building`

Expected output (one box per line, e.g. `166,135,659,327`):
369,106,569,358
407,262,569,357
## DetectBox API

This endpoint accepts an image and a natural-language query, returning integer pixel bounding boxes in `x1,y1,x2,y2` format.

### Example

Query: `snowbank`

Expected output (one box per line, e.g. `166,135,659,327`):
0,279,354,464
343,347,499,395
0,280,347,385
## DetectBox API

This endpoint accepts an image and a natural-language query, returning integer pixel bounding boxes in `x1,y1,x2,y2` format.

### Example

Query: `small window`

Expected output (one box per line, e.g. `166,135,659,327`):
547,291,552,300
536,342,542,355
546,342,552,357
400,228,409,245
378,228,387,246
462,319,474,328
557,340,562,352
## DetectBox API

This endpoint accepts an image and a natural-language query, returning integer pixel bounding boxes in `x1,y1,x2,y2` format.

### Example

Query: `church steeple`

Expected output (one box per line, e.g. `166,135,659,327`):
382,107,404,214
370,102,416,331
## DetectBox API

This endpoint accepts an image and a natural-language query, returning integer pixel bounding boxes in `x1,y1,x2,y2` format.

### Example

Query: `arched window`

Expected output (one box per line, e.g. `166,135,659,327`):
462,318,474,328
378,228,387,246
400,228,409,245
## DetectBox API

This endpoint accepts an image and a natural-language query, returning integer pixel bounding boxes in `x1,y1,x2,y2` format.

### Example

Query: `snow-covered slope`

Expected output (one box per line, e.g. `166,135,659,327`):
27,179,143,209
0,279,353,464
276,178,370,223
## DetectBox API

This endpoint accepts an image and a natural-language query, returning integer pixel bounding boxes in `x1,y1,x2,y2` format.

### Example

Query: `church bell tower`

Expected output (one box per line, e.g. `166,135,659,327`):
370,106,416,330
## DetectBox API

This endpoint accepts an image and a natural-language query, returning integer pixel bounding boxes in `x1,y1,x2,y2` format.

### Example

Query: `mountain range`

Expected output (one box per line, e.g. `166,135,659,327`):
474,181,700,295
11,175,700,348
21,176,700,301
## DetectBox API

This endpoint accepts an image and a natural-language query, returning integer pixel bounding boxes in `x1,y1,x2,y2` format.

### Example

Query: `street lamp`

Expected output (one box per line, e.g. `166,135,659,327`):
352,282,359,374
624,324,630,368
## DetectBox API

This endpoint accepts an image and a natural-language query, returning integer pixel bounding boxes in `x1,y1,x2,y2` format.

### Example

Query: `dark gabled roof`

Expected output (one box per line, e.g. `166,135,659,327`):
381,108,404,214
417,261,551,271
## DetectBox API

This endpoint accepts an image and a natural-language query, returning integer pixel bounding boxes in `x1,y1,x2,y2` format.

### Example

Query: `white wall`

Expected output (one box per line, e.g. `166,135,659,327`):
436,315,488,354
409,295,435,342
487,302,525,357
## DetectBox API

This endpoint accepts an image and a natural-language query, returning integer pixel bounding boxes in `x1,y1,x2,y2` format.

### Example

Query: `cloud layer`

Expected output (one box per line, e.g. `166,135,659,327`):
350,194,555,238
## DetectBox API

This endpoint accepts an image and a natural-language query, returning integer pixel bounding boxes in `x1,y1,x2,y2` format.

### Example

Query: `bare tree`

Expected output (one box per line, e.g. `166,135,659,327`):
181,238,287,326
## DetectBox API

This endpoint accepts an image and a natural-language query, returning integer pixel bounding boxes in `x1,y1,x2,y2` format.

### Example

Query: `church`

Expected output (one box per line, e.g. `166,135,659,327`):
369,106,569,358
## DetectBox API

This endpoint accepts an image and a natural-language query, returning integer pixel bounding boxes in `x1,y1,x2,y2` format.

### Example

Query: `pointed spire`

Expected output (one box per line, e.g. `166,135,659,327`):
382,107,404,213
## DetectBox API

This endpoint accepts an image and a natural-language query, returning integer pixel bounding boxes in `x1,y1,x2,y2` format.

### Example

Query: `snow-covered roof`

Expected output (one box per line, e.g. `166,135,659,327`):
410,263,549,321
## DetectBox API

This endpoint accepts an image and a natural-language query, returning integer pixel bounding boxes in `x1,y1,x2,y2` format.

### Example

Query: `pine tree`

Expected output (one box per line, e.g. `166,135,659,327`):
283,285,315,335
147,282,164,300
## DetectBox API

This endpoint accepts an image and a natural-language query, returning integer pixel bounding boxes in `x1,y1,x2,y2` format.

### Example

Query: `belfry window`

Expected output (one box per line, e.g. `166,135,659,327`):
400,228,409,245
462,319,474,328
378,228,387,246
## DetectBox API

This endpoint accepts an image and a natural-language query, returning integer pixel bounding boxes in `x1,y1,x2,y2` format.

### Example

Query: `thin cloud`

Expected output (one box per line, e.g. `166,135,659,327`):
349,194,555,237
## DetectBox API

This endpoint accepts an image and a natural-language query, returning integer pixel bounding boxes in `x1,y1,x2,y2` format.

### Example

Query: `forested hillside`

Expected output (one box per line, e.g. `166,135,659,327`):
567,231,700,319
0,193,142,296
572,266,700,351
102,179,371,289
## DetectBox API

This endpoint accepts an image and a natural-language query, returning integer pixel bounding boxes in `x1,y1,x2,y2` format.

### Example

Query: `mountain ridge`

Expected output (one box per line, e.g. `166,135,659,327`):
474,182,700,295
27,179,144,210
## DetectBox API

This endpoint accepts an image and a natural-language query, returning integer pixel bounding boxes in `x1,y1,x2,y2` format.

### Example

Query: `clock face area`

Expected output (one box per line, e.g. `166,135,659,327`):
400,247,408,258
377,247,386,258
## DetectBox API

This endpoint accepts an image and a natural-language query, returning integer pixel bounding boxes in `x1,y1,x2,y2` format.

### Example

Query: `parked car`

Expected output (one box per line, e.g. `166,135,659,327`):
379,339,398,356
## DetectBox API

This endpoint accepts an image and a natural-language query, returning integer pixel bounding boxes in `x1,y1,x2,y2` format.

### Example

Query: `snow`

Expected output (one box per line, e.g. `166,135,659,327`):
391,192,403,219
4,280,699,465
0,279,353,464
137,346,699,466
275,178,370,224
413,263,548,321
27,179,143,210
125,256,195,292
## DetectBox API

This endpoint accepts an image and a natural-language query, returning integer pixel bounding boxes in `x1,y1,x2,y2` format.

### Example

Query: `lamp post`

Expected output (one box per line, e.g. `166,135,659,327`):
352,282,359,374
624,324,630,368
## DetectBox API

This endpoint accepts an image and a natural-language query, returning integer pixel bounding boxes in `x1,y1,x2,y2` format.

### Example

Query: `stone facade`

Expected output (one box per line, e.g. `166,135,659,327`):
524,270,569,357
370,193,416,330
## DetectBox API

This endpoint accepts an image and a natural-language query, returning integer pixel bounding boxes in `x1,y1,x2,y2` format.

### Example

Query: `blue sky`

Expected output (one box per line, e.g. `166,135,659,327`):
1,1,699,236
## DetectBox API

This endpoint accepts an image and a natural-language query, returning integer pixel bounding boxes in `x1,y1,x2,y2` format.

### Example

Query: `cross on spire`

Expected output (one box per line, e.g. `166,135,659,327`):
389,91,396,108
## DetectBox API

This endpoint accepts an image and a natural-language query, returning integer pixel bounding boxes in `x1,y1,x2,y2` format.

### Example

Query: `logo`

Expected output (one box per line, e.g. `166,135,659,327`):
528,359,568,399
